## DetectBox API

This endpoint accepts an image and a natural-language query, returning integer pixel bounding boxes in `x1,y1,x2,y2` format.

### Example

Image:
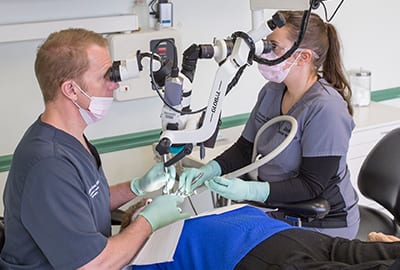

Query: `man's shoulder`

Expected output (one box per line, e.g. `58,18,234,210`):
14,120,56,161
10,119,84,176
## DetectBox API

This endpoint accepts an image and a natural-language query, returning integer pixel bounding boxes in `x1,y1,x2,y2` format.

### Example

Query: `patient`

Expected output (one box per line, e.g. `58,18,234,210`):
122,199,400,270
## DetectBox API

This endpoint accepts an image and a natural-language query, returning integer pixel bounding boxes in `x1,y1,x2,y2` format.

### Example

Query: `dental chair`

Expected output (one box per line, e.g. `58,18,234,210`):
242,197,331,227
356,127,400,241
0,217,4,251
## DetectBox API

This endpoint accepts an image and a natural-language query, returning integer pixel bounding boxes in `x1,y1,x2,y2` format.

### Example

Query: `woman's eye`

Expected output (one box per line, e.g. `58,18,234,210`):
271,44,279,54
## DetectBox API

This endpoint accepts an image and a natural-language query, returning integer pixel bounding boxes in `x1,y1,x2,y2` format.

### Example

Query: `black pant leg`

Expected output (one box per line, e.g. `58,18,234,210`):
235,228,332,270
235,229,400,270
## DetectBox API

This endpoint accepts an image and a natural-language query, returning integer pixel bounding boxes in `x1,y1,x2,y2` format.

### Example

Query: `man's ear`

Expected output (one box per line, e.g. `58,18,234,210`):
61,81,77,101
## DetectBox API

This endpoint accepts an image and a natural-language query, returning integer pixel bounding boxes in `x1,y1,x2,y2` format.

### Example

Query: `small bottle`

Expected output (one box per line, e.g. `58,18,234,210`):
350,68,371,107
133,0,150,31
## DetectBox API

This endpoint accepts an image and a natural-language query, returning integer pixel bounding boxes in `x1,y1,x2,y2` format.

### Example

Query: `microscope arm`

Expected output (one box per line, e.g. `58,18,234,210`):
155,19,276,161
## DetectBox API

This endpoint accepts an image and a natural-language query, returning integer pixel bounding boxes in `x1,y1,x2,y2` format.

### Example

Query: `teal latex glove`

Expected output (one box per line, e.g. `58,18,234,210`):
138,194,190,231
130,163,176,196
178,160,222,195
205,176,270,202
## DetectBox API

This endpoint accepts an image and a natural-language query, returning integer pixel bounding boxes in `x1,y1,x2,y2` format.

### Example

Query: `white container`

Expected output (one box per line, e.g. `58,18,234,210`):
350,69,371,107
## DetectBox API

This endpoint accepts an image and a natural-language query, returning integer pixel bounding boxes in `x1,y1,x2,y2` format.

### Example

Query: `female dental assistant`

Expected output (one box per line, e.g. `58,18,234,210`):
179,10,359,239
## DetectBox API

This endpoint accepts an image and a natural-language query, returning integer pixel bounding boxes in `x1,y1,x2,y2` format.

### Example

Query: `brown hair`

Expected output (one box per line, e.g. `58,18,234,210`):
280,11,353,115
119,198,150,232
34,28,108,103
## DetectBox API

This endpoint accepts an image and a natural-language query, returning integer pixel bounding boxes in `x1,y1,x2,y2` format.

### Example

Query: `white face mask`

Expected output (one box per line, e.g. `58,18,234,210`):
72,82,114,125
258,50,302,83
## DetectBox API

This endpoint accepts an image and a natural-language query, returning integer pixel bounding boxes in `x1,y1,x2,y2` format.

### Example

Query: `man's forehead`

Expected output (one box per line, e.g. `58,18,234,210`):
86,45,112,67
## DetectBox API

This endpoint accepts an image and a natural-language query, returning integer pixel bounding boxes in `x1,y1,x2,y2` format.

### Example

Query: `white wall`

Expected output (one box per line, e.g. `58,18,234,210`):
2,0,400,155
0,0,261,155
1,1,400,211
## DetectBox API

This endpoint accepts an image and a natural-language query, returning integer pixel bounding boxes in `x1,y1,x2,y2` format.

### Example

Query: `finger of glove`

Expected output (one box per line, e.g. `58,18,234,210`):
164,166,177,192
131,178,145,195
212,176,231,186
146,163,165,178
140,163,164,188
163,199,190,223
205,177,230,194
155,194,185,205
139,196,177,230
170,194,185,205
167,165,176,179
206,177,245,200
190,174,208,192
151,195,186,229
142,173,169,192
179,168,200,193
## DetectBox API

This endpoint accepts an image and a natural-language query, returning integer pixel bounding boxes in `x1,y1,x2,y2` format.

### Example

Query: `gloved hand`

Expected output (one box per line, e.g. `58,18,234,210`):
138,194,190,232
178,160,222,195
205,176,270,202
130,163,176,196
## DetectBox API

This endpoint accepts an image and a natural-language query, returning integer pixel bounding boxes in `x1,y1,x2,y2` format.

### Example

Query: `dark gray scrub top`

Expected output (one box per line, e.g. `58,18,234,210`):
0,118,110,269
242,79,359,229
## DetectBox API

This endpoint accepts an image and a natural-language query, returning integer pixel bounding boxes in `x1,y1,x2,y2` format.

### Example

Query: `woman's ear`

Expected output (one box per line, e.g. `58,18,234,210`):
298,50,313,66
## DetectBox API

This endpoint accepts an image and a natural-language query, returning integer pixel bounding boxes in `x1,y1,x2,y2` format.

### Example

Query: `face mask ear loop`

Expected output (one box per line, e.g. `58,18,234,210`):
70,81,91,111
287,49,304,67
72,81,92,100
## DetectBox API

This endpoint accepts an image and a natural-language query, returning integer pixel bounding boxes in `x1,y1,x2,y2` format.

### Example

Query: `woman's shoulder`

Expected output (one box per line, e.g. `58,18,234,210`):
296,80,353,126
304,79,347,109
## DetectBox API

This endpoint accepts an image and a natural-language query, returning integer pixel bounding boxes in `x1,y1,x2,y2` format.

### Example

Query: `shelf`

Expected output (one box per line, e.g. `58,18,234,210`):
0,14,139,43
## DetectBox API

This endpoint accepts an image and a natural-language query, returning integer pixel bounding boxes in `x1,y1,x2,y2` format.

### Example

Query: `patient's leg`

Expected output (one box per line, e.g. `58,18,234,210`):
235,228,400,270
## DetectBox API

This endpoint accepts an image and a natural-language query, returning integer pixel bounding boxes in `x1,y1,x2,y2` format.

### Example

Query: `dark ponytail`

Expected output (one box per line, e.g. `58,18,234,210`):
323,23,353,115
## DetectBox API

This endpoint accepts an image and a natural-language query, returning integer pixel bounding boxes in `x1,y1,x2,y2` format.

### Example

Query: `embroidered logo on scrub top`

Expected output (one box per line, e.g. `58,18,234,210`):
278,124,291,137
88,180,100,198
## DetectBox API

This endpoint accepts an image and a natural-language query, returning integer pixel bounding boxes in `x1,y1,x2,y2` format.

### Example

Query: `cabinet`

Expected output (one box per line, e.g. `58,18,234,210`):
348,102,400,213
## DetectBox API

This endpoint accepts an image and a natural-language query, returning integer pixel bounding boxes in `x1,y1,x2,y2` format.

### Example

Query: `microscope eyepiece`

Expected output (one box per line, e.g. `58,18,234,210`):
108,61,123,82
